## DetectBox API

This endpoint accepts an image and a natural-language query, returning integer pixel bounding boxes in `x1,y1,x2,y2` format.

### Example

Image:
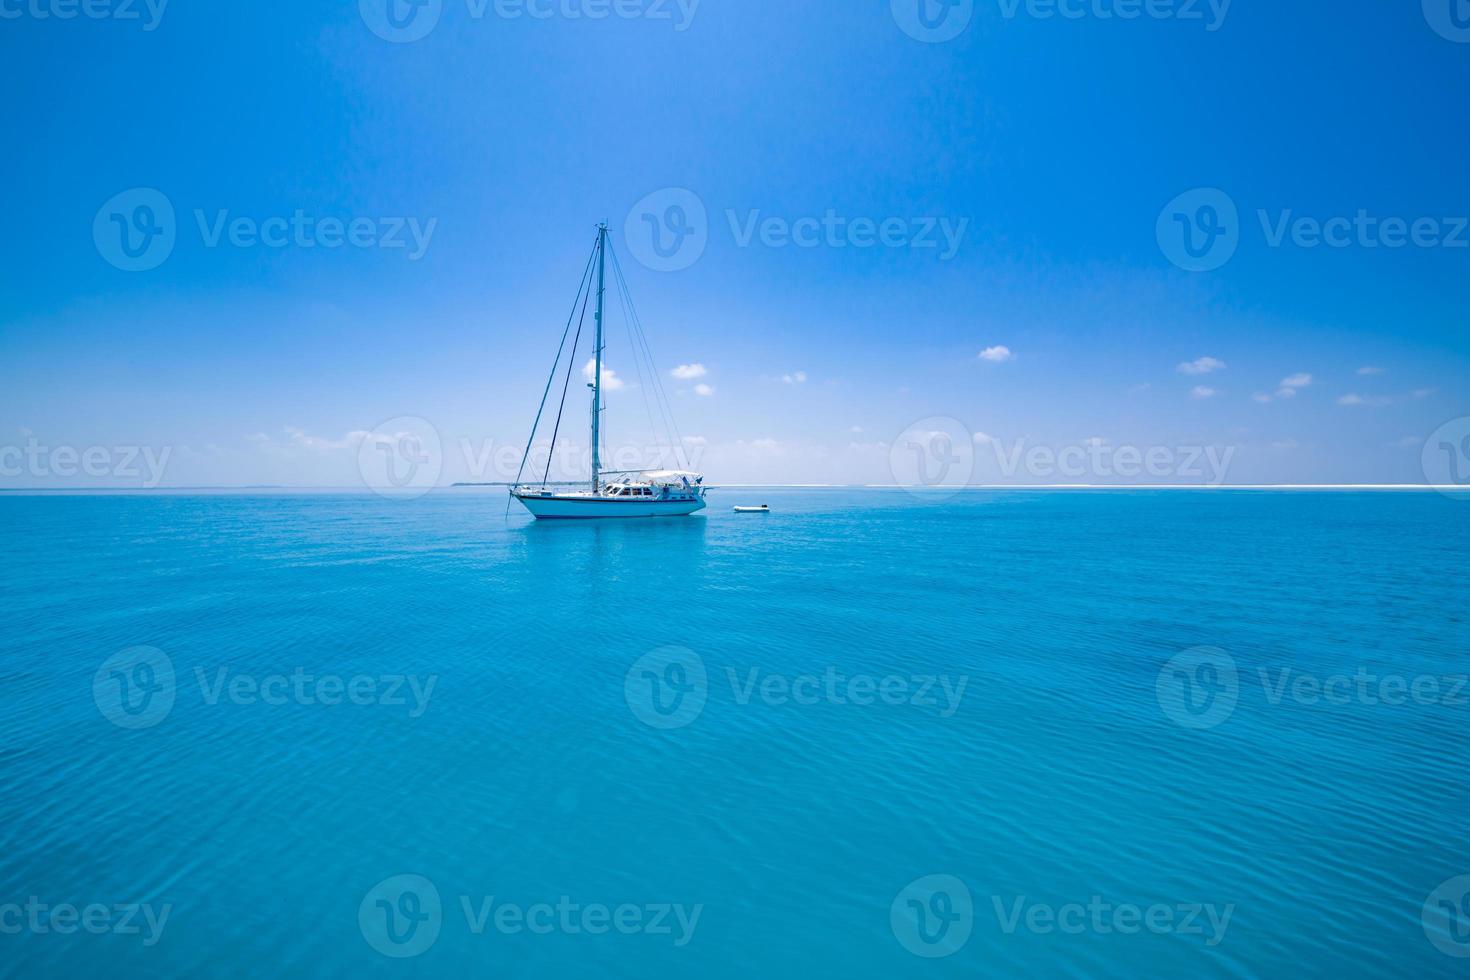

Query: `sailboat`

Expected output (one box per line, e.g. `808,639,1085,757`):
510,224,708,519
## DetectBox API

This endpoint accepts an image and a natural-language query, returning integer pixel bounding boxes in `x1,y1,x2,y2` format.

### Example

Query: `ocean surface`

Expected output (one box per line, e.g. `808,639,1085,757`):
1,489,1468,978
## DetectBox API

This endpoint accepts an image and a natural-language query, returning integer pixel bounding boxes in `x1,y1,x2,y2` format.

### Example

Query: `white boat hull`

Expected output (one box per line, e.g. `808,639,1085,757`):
513,492,707,520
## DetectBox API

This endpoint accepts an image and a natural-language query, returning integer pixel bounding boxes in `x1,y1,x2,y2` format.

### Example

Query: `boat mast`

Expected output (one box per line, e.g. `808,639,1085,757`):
590,223,607,493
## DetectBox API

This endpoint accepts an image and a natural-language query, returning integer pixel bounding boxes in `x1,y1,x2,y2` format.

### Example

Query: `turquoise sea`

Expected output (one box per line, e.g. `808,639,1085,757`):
2,489,1468,978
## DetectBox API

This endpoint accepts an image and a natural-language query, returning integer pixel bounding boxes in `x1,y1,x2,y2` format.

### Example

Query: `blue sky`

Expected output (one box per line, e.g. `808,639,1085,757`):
2,0,1468,487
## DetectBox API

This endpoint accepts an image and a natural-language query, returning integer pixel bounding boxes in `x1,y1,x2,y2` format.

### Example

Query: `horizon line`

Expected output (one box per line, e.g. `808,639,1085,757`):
1,484,1467,494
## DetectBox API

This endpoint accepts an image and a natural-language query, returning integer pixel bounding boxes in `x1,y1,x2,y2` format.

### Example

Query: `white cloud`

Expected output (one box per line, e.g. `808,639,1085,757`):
1393,435,1420,448
1274,373,1312,399
736,438,782,455
973,431,994,445
583,359,626,391
850,426,864,434
1413,388,1437,399
1190,386,1217,400
1357,366,1384,376
1251,373,1311,402
979,345,1013,363
781,371,808,384
671,363,707,380
244,427,379,461
693,383,714,397
1178,356,1226,375
1338,393,1391,407
283,427,373,451
681,435,707,448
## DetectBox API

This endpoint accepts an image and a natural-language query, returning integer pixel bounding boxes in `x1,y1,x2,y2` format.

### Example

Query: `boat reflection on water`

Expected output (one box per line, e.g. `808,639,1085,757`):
516,506,711,586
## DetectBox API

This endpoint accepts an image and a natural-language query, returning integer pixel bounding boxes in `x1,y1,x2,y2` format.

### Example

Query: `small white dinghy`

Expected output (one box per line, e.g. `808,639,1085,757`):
733,505,770,513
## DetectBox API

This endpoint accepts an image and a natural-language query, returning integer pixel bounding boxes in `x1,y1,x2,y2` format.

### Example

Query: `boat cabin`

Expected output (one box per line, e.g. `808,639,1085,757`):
599,471,704,502
604,482,658,498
